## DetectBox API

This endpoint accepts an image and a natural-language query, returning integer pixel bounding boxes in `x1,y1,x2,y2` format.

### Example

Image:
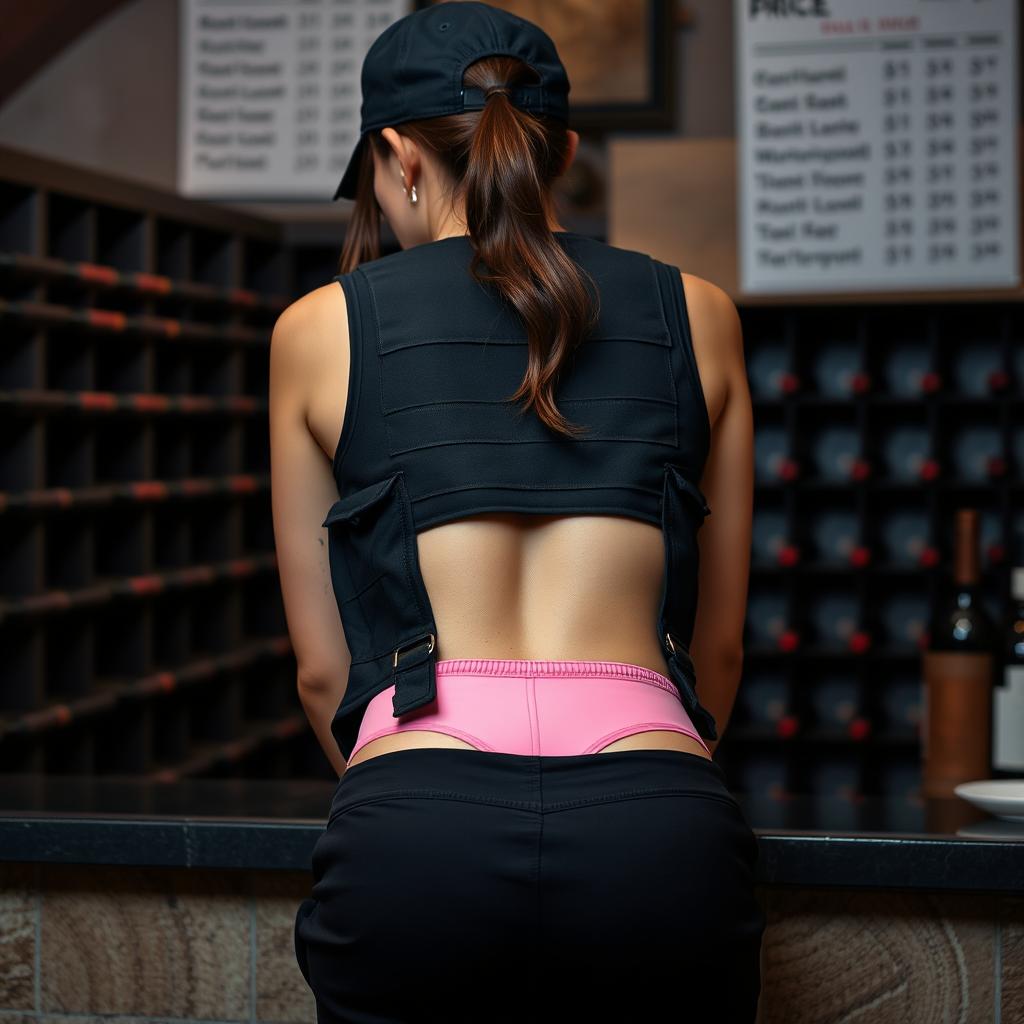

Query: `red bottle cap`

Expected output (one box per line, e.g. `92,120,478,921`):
778,630,800,652
849,546,871,567
848,631,872,653
848,717,871,741
776,715,799,738
777,544,800,567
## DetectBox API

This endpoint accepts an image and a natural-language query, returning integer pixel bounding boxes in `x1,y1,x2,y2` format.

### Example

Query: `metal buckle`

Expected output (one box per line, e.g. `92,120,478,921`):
392,632,436,669
664,631,696,673
664,631,684,655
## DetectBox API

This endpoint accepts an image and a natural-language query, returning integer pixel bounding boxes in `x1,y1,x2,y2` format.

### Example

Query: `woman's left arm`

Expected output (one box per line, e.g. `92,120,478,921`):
682,274,754,757
269,284,353,776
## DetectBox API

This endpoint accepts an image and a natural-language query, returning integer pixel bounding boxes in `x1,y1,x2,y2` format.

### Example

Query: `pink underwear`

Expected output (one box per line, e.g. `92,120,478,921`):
348,658,712,761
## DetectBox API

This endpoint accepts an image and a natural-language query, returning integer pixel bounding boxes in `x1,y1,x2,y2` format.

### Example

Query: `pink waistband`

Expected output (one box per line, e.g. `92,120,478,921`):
435,658,679,696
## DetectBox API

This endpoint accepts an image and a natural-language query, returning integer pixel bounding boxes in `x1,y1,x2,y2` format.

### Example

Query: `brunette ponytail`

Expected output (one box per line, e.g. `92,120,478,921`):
339,55,598,439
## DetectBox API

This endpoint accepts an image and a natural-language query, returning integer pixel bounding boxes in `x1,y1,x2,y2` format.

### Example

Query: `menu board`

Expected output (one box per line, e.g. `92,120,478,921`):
734,0,1019,294
179,0,409,201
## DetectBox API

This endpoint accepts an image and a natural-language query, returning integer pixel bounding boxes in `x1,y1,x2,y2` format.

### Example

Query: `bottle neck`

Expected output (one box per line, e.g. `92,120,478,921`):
953,509,979,586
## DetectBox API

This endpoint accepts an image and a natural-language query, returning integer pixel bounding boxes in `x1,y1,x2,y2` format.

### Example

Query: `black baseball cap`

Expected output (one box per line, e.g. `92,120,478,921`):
332,0,571,201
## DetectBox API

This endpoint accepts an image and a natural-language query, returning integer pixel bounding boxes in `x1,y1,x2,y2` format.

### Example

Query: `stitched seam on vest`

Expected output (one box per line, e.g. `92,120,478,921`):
666,343,678,448
388,437,680,455
413,507,662,532
649,257,673,347
332,273,362,480
377,335,671,352
409,481,663,501
361,265,390,466
383,395,677,415
649,257,682,453
663,261,712,460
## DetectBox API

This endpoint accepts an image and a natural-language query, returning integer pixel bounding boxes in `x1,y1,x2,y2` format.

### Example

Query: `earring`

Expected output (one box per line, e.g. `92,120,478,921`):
399,168,417,204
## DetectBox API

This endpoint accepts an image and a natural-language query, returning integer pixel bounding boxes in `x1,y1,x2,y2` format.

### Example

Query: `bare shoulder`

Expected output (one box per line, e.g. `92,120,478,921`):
272,280,347,348
679,272,743,361
270,280,349,387
269,280,351,462
677,272,745,425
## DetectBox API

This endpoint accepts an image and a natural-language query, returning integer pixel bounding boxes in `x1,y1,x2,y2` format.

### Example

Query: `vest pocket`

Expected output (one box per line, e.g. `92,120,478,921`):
321,472,432,666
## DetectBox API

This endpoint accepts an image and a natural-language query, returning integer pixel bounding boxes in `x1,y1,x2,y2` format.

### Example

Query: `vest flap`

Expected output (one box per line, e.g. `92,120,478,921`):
664,463,711,519
322,473,402,527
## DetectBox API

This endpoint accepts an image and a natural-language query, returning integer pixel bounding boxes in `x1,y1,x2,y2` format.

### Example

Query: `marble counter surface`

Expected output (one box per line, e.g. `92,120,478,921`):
0,773,1021,892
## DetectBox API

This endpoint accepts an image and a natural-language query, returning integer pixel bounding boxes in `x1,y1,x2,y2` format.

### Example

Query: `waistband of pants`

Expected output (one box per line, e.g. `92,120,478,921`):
332,745,731,815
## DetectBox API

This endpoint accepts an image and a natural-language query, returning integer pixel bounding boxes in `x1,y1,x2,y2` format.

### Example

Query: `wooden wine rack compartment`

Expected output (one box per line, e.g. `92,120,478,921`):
0,145,313,781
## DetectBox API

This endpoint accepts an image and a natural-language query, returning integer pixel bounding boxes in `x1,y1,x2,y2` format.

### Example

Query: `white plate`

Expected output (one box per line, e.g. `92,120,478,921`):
954,779,1024,822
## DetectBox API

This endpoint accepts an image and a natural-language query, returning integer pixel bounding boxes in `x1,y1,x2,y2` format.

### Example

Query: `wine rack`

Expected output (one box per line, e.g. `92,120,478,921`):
726,299,1022,806
0,145,316,781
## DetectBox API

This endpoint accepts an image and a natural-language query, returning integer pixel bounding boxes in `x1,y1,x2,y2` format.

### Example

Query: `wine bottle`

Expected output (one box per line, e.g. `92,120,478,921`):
992,567,1024,776
920,508,996,798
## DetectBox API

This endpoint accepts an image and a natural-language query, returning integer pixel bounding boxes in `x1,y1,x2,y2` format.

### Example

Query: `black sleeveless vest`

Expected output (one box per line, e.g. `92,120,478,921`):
321,231,717,761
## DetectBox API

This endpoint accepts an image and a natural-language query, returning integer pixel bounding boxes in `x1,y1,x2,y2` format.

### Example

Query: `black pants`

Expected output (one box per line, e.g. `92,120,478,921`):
294,747,765,1023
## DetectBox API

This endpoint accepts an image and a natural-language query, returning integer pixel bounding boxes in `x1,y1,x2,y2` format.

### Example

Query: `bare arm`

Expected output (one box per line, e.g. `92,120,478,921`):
681,273,754,756
269,284,353,777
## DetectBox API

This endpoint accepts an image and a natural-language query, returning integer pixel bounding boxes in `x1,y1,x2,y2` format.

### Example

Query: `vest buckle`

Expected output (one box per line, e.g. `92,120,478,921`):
392,632,436,668
662,631,718,742
663,630,692,662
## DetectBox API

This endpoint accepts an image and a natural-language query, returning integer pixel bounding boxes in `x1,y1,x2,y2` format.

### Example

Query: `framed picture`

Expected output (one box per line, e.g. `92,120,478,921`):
412,0,676,132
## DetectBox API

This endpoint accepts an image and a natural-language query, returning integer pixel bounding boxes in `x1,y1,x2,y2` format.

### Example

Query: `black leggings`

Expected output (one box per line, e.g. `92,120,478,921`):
294,746,765,1023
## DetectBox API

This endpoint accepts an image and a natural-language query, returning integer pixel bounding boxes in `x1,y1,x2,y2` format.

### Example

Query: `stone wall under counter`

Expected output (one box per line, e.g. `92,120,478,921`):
1,862,1022,1023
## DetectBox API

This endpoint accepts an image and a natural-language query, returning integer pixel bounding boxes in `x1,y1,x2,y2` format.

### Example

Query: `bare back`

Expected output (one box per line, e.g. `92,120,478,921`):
295,269,749,770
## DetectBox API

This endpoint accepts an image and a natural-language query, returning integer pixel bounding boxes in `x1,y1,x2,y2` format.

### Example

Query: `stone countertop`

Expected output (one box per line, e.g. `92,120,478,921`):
0,773,1021,892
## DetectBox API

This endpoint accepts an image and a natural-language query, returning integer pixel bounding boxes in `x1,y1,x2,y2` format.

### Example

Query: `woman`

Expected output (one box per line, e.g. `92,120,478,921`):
273,3,763,1022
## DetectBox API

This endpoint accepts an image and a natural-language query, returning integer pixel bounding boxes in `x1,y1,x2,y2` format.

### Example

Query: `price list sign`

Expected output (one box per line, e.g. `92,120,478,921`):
734,0,1019,294
180,0,408,201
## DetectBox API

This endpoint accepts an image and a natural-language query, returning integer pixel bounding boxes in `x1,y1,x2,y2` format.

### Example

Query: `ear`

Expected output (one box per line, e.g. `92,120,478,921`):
379,127,422,185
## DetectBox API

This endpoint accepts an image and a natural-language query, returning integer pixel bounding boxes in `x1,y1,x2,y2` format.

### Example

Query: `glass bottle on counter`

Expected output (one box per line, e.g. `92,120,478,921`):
992,566,1024,777
920,507,996,798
